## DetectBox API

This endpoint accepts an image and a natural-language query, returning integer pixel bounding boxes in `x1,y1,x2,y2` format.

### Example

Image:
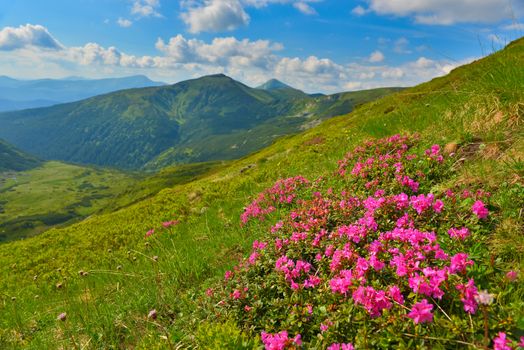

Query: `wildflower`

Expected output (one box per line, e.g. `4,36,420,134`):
328,343,355,350
148,309,157,320
493,332,512,350
244,305,252,312
162,220,178,228
472,200,489,219
261,331,301,350
475,290,495,305
231,289,242,299
433,200,444,213
224,270,233,280
145,229,155,238
448,227,470,240
407,299,434,324
456,279,478,314
205,288,213,297
450,253,474,274
506,270,518,282
388,285,405,305
57,312,67,321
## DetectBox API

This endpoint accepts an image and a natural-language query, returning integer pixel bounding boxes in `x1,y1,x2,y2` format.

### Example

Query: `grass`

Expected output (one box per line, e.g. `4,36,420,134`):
0,161,135,242
0,38,523,349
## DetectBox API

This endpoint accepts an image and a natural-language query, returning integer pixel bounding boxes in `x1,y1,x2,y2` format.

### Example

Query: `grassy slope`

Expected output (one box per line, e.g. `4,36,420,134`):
0,39,522,348
0,139,41,172
0,161,136,242
144,87,401,169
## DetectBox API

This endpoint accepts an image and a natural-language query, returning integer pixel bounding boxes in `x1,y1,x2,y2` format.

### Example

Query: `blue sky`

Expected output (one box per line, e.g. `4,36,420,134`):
0,0,522,92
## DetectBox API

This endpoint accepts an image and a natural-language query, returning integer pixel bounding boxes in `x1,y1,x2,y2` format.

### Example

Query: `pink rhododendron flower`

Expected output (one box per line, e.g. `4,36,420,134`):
261,331,301,350
506,270,518,281
231,289,242,299
162,220,179,228
448,227,470,240
456,279,478,314
328,343,355,350
224,270,233,280
472,200,489,219
493,332,513,350
407,299,434,324
450,253,474,274
388,285,405,305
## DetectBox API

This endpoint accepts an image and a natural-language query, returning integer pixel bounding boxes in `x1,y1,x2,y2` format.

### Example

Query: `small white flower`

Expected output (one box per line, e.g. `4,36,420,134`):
475,290,495,305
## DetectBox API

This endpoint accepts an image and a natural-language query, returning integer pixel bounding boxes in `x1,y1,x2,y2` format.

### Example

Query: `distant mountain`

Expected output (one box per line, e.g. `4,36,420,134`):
0,139,41,172
0,74,400,169
256,78,309,99
257,79,295,90
0,75,165,111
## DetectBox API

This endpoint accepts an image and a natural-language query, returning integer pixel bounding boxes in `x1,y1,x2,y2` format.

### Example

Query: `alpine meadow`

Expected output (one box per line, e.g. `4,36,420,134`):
0,2,523,350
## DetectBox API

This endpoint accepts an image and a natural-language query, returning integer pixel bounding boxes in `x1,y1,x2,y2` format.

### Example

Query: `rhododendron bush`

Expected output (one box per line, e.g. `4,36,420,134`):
206,135,522,349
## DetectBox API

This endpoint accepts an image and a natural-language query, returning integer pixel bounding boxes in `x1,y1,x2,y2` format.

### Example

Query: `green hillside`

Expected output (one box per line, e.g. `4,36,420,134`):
0,38,522,349
0,161,136,242
0,139,40,172
0,75,397,169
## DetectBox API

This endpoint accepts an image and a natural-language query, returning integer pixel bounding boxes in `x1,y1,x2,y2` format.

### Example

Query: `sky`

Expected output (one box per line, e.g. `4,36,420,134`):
0,0,522,93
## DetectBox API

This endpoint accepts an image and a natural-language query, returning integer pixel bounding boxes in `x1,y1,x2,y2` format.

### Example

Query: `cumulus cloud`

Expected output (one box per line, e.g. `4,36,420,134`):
0,24,63,51
1,24,469,94
180,0,322,32
369,50,385,63
155,35,282,68
117,18,133,27
358,0,523,25
181,0,250,33
293,2,317,15
132,0,162,18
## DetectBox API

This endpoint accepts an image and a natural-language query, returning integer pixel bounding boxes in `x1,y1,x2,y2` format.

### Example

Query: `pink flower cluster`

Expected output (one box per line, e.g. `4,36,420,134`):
214,135,503,348
261,331,302,350
241,176,310,224
275,255,321,289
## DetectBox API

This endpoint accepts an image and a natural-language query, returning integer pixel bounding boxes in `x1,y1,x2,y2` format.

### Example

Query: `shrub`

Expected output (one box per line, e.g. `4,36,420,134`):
206,134,523,349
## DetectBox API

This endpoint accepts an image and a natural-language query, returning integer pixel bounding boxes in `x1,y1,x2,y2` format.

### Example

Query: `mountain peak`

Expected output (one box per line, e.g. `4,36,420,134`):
257,79,293,91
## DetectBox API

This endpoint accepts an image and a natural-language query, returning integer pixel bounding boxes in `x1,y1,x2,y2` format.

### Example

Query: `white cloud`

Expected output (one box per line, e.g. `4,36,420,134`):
0,24,472,94
393,37,411,54
369,50,385,63
293,2,317,15
180,0,322,32
361,0,523,25
487,33,507,45
131,0,162,18
117,18,133,27
502,22,524,30
155,34,282,68
181,0,250,33
344,81,363,90
0,24,63,51
351,5,369,16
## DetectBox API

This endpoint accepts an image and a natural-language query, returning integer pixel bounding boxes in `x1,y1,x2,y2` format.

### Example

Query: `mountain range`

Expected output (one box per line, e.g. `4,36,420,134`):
0,74,400,169
0,75,164,111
